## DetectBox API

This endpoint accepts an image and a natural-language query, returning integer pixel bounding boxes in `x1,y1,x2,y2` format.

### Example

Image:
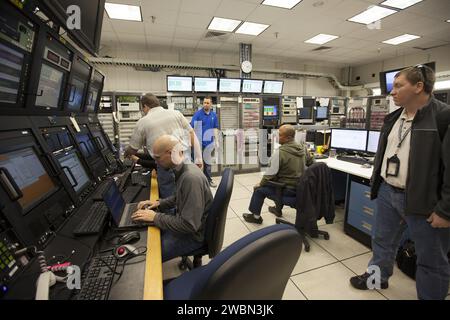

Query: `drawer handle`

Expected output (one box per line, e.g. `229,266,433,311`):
362,222,372,231
363,206,374,215
364,191,371,199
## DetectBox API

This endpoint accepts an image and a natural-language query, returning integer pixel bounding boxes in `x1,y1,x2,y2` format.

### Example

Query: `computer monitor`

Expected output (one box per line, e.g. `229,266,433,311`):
0,147,57,212
67,77,86,112
219,78,241,93
35,64,64,108
302,98,316,109
56,149,90,193
316,107,328,120
298,107,313,123
194,77,218,92
167,76,192,92
330,129,368,152
102,181,125,226
263,105,278,117
367,131,380,154
242,79,264,94
263,81,284,94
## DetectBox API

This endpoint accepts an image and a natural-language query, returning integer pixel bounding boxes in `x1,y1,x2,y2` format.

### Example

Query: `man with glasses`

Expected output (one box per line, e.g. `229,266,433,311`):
350,65,450,300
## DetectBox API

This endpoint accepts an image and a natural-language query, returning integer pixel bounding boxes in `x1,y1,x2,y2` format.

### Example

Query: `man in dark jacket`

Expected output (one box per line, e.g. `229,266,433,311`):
242,124,314,224
350,65,450,300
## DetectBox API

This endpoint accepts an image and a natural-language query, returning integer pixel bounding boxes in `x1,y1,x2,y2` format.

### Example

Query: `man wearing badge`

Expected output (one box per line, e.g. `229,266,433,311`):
350,65,450,300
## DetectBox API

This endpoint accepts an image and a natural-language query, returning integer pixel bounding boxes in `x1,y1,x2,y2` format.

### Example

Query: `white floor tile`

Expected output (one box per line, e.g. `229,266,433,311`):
229,198,269,216
341,252,418,300
226,207,239,220
230,186,252,201
291,262,387,300
162,258,185,281
240,211,278,232
282,279,307,300
312,222,371,260
222,217,251,247
291,240,338,275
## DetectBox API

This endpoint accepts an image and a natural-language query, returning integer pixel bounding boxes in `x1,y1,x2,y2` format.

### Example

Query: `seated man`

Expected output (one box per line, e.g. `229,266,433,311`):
243,124,314,224
131,135,213,262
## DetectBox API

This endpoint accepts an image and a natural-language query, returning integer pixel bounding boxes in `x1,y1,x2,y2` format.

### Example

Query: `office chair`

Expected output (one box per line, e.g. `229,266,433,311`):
178,168,234,270
165,224,302,300
268,163,334,252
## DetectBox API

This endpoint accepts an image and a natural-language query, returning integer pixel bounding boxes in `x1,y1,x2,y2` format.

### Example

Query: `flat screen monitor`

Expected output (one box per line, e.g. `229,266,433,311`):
102,181,125,226
194,77,218,92
35,64,64,108
367,131,380,153
330,129,368,152
303,98,316,109
86,88,98,112
0,147,57,212
67,77,86,111
0,43,25,105
299,107,312,119
316,107,328,119
167,76,192,92
263,105,278,117
242,79,263,94
263,80,283,94
219,78,241,93
56,149,90,193
75,133,97,158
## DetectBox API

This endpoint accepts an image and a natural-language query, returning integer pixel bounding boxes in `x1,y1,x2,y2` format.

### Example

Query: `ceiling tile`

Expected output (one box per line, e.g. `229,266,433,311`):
214,0,259,20
180,0,222,15
177,12,213,28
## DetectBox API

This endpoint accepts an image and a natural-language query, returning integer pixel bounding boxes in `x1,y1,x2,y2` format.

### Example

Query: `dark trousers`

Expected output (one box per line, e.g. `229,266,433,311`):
249,186,296,216
369,182,450,300
161,230,204,262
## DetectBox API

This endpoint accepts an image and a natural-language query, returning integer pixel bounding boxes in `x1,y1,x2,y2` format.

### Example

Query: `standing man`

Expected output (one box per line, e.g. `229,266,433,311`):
124,93,203,199
191,97,219,188
350,65,450,300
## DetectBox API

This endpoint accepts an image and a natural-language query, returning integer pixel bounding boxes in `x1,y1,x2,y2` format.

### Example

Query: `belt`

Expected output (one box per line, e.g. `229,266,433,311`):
382,179,405,193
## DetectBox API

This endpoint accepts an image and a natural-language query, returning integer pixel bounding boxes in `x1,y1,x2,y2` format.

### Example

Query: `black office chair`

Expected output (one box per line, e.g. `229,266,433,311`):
268,162,334,252
165,224,302,299
178,168,234,270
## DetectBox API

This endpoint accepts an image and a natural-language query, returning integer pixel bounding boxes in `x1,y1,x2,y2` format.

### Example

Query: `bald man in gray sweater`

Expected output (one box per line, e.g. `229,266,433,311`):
132,135,213,262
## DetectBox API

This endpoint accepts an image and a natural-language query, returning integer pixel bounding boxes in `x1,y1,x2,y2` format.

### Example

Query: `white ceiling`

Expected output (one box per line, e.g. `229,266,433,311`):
100,0,450,66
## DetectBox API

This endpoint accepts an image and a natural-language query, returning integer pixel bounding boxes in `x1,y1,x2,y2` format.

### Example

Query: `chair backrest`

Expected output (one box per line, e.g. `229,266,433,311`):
204,168,234,258
164,224,302,300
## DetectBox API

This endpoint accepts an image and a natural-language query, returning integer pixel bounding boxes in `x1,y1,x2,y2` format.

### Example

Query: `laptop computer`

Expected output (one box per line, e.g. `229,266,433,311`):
102,181,152,229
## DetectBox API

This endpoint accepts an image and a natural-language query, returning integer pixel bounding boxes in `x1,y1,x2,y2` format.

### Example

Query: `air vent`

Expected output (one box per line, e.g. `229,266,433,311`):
205,31,229,39
312,46,332,52
413,43,448,51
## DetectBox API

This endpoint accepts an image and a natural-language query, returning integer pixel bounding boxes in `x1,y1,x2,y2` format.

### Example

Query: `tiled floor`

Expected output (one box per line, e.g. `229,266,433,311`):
163,171,450,300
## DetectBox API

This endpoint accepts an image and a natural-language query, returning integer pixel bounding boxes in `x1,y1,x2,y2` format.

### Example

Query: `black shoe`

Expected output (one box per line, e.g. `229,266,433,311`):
268,206,282,217
350,273,389,290
242,213,263,224
209,181,217,188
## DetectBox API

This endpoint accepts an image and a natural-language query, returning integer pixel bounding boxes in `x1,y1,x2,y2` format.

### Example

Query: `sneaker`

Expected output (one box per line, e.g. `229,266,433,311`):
268,206,282,217
209,181,217,188
242,213,263,224
350,272,389,290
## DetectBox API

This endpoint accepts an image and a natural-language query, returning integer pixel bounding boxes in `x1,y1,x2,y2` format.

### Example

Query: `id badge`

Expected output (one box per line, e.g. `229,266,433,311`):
386,154,400,177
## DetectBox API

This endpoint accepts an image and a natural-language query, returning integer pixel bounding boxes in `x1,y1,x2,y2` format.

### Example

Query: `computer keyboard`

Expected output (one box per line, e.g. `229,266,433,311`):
91,181,112,201
73,202,109,236
131,172,149,187
118,168,132,192
77,254,118,300
124,203,139,226
336,155,369,165
122,186,142,203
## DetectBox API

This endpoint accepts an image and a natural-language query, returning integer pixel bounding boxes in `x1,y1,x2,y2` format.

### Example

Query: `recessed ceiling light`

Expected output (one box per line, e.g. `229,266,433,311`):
207,17,242,32
446,19,450,23
261,0,303,9
105,2,142,21
381,0,423,10
348,5,397,25
235,22,270,36
304,33,339,45
382,33,421,45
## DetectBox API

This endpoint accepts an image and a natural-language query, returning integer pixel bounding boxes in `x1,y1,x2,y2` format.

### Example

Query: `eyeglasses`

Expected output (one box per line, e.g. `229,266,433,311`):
414,64,427,83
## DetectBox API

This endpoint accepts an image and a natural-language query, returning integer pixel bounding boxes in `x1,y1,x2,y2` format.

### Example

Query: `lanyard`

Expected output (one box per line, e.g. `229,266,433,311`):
397,118,412,150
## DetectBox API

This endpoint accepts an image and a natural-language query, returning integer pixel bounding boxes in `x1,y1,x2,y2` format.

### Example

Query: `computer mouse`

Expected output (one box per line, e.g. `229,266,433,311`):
118,231,140,245
114,244,137,259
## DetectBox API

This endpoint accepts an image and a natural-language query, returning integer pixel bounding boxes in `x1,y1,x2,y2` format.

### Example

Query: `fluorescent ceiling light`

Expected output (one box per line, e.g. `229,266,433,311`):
446,19,450,23
382,33,421,45
235,22,270,36
434,80,450,90
304,33,339,44
348,5,397,25
261,0,303,9
105,2,142,21
207,17,242,32
381,0,423,10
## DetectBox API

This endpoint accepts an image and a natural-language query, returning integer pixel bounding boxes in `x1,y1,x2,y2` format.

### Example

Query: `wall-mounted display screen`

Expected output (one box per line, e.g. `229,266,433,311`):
167,76,192,92
242,79,263,94
263,81,284,94
219,78,241,93
194,77,218,92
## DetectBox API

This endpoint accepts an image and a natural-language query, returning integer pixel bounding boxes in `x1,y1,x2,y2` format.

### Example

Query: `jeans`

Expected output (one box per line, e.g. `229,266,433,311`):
369,181,450,300
248,186,297,216
161,230,205,262
156,163,175,199
202,144,213,183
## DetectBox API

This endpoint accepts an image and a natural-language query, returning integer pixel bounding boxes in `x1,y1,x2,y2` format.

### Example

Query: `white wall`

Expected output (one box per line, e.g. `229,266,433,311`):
97,47,343,97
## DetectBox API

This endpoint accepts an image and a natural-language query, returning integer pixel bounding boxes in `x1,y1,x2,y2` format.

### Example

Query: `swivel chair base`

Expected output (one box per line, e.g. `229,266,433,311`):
179,255,203,271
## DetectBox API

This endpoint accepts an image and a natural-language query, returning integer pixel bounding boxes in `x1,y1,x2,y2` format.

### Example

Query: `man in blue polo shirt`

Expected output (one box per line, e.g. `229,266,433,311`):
191,97,219,188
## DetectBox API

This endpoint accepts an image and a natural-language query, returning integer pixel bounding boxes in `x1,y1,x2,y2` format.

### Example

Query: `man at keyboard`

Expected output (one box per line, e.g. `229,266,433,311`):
131,135,213,262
